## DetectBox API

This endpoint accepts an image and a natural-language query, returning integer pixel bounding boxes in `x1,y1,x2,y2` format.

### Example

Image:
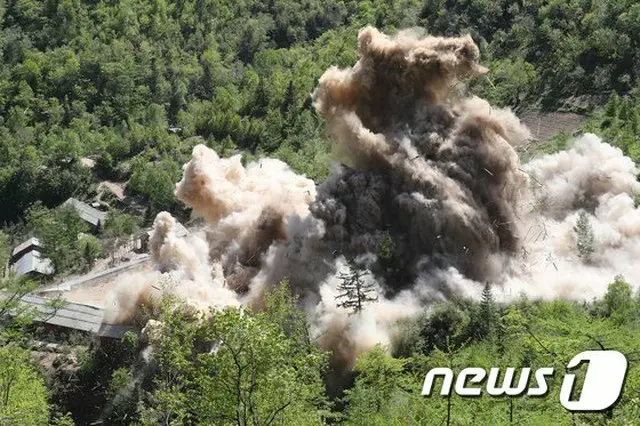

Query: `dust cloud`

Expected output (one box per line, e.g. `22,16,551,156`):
106,27,640,368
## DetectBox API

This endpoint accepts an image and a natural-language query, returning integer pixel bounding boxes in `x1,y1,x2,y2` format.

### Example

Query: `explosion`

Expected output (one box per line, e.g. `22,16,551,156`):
107,27,640,368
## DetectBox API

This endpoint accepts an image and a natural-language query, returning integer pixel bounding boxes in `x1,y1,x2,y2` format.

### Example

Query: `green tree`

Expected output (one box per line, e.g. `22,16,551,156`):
26,203,92,274
344,345,407,420
103,367,140,426
605,91,621,120
263,280,311,348
478,282,498,339
76,234,103,269
0,231,10,278
103,210,140,260
410,303,471,355
336,261,378,315
604,275,635,324
574,210,595,263
0,276,39,333
0,343,49,425
104,211,139,238
141,299,327,425
128,159,181,216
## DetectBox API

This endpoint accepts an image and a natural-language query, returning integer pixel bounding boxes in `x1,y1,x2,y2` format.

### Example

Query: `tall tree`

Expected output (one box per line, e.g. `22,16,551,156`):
141,299,328,425
0,343,49,425
574,210,595,263
26,203,97,274
479,282,498,339
0,232,10,278
604,275,636,324
336,260,378,315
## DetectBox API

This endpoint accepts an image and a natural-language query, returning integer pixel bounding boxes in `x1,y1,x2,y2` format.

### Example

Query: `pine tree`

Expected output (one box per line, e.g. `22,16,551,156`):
479,282,497,339
252,79,269,118
630,109,640,136
0,231,9,278
574,210,595,263
336,260,378,315
619,98,633,123
605,92,621,120
282,80,296,114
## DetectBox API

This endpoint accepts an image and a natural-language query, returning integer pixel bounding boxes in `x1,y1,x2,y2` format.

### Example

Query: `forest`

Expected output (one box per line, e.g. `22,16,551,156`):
2,0,640,424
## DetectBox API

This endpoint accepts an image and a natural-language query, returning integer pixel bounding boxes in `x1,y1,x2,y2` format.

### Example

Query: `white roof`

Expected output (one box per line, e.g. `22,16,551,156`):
11,251,54,276
146,221,189,238
19,295,133,338
64,198,108,227
11,237,42,257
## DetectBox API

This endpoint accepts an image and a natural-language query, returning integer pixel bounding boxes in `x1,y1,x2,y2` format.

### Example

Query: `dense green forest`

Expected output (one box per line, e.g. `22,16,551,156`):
2,0,640,424
3,278,640,424
3,0,640,227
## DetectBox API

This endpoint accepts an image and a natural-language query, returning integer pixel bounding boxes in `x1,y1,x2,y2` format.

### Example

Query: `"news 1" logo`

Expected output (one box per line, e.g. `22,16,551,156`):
421,350,627,412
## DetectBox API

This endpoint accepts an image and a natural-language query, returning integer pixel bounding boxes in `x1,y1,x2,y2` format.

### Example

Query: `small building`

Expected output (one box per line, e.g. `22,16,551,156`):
10,237,54,277
163,221,189,238
17,294,133,339
63,198,108,232
136,221,189,253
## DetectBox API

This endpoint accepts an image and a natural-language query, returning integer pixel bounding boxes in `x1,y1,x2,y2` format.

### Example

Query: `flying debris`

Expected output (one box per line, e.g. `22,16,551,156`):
106,27,640,369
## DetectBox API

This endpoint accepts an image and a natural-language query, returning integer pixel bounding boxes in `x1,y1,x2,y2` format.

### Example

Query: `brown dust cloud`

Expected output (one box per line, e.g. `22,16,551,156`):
106,27,640,368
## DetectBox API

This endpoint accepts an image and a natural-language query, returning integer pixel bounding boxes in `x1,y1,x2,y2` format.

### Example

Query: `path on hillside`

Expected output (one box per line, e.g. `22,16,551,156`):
37,255,151,309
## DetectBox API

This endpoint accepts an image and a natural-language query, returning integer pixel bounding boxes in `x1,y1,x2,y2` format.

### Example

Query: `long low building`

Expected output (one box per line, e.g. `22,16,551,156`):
18,294,133,339
63,197,108,231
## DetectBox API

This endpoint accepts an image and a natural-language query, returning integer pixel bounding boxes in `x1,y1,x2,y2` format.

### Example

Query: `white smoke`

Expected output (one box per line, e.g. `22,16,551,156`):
105,27,640,369
502,134,640,300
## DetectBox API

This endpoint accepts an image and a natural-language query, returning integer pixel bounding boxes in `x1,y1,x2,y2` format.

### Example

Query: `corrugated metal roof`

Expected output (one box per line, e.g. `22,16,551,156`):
11,237,42,257
176,222,188,236
19,295,133,338
11,251,54,276
64,198,108,227
98,323,135,339
146,221,189,238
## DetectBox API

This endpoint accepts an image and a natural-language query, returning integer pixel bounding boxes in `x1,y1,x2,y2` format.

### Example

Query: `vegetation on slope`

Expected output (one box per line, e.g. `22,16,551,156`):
2,0,640,227
3,278,638,424
1,0,640,424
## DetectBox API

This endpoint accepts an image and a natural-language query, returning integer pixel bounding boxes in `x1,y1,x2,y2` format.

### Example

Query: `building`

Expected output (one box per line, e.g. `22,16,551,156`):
159,221,189,238
16,294,133,339
9,237,54,277
63,197,108,232
136,221,189,253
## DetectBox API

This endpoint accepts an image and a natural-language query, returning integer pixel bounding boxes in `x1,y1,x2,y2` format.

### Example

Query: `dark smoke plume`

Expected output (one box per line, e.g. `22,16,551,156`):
106,27,640,368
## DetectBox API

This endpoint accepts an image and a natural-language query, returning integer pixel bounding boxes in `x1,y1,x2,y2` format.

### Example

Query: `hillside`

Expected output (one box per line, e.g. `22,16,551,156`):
2,1,640,425
1,0,640,227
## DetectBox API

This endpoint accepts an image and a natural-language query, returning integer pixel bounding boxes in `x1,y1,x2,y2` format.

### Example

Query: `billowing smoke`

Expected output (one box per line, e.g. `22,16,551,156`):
106,27,640,368
105,212,238,324
507,134,640,299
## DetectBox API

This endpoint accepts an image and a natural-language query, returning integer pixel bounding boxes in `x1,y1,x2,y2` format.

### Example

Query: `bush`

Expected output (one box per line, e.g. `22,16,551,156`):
76,234,103,269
